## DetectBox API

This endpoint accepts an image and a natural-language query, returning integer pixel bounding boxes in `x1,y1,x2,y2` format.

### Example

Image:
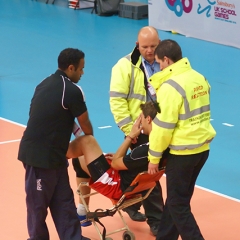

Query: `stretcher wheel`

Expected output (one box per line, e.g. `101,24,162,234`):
122,230,135,240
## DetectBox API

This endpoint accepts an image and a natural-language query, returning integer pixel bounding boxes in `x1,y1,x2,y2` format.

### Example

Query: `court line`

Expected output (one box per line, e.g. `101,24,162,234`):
0,139,21,144
1,117,239,203
98,125,112,129
162,174,240,203
222,123,234,127
0,117,26,127
196,185,240,203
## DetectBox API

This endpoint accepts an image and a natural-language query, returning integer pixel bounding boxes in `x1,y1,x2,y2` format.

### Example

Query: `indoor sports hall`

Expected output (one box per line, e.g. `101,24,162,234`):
0,0,240,239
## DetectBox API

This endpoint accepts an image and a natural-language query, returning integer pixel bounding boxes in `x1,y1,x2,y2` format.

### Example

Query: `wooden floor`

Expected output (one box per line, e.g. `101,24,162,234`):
1,118,240,240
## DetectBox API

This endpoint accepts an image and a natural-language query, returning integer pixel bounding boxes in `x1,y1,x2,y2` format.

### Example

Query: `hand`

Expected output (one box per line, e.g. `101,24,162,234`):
148,162,159,175
104,153,114,160
129,115,143,139
131,137,137,144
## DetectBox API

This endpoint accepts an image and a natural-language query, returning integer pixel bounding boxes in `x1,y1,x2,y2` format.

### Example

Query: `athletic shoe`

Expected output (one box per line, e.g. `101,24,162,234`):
78,214,92,227
122,208,146,222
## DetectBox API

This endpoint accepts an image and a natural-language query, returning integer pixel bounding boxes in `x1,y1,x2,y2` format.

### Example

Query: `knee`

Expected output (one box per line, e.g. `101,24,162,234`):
78,135,101,157
80,135,97,148
67,135,96,158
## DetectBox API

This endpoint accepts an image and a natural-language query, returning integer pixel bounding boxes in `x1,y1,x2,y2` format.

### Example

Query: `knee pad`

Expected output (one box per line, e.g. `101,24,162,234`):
72,158,90,178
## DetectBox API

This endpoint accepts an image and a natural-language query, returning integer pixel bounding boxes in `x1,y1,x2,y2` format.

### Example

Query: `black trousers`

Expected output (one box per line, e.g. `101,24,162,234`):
126,133,164,227
156,150,209,240
24,164,82,240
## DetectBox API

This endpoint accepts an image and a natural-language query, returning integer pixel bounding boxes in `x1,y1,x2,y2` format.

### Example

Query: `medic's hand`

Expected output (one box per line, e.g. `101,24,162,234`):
148,162,159,175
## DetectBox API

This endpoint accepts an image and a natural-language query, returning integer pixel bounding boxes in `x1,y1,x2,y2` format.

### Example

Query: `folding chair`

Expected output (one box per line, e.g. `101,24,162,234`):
77,167,165,240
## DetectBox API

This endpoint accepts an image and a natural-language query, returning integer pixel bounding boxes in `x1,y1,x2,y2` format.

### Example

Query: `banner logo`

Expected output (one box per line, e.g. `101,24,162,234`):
165,0,193,17
197,0,237,24
197,0,216,17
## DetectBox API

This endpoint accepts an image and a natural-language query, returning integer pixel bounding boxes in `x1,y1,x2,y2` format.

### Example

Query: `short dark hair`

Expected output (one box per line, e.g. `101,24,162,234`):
140,101,159,119
154,39,182,63
58,48,85,70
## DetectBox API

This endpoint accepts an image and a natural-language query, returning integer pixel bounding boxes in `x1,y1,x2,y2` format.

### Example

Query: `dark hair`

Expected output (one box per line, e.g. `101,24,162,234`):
140,101,159,119
154,39,182,63
58,48,85,70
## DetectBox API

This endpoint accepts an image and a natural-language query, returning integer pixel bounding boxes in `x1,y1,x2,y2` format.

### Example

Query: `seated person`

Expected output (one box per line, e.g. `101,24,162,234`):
67,102,168,234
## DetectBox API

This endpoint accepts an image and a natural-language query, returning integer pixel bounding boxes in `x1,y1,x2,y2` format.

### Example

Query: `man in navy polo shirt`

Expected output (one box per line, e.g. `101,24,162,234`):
18,48,93,240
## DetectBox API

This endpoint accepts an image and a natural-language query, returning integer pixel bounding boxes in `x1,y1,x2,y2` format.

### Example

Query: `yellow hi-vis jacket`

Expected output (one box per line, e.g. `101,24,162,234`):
148,58,216,164
109,47,162,136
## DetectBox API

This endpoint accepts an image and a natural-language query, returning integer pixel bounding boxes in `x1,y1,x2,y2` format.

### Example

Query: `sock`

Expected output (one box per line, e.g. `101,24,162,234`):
77,203,87,216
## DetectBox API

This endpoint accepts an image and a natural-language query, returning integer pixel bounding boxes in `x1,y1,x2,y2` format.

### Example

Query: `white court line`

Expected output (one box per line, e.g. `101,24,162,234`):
0,118,24,144
0,117,26,127
98,126,112,129
162,174,240,203
1,117,239,203
0,139,21,144
222,123,234,127
196,185,240,203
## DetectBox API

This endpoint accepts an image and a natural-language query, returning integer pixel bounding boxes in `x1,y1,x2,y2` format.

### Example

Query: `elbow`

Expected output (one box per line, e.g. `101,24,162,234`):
110,161,117,169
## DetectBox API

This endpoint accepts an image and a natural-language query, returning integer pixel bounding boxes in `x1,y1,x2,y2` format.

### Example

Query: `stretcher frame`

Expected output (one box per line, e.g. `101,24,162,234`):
76,167,165,240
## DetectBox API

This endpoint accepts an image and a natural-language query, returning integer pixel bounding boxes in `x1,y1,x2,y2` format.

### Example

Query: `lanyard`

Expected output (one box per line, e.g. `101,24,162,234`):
142,60,151,79
142,60,156,98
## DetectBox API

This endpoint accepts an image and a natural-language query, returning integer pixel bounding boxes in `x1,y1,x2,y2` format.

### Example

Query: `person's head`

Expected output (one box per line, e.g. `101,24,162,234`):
154,39,182,70
58,48,85,83
136,26,160,64
140,101,159,135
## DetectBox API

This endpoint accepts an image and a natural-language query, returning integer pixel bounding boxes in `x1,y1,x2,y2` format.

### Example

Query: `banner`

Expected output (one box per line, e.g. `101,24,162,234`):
149,0,240,49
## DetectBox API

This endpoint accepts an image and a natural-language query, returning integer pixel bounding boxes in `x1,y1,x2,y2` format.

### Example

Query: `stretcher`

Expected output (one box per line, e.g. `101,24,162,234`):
76,167,165,240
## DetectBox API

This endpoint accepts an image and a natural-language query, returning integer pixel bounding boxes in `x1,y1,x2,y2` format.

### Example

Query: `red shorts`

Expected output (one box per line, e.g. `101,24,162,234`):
89,167,123,200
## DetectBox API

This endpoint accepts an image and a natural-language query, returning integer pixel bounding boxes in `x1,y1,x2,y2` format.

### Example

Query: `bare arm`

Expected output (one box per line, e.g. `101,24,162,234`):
111,115,142,170
77,111,93,135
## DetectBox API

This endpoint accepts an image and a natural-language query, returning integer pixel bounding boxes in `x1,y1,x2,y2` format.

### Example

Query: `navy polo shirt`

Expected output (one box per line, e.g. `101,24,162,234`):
18,70,87,169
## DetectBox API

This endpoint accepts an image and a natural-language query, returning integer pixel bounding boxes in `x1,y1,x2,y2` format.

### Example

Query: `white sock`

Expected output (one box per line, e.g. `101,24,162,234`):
77,203,87,216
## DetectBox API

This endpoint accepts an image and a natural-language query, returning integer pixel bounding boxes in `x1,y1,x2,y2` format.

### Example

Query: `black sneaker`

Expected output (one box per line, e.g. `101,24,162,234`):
122,208,146,222
150,225,159,236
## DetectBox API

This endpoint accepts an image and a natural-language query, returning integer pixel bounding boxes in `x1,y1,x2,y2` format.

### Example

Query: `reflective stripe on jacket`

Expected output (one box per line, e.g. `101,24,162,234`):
109,47,146,135
149,58,216,164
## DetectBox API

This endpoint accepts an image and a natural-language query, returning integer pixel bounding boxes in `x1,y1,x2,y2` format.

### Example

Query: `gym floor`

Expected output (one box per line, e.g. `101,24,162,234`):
1,1,240,239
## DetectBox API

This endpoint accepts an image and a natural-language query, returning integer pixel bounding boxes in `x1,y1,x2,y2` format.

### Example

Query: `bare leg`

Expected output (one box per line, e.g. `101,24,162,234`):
76,177,91,206
76,156,91,212
75,156,92,227
67,135,103,163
